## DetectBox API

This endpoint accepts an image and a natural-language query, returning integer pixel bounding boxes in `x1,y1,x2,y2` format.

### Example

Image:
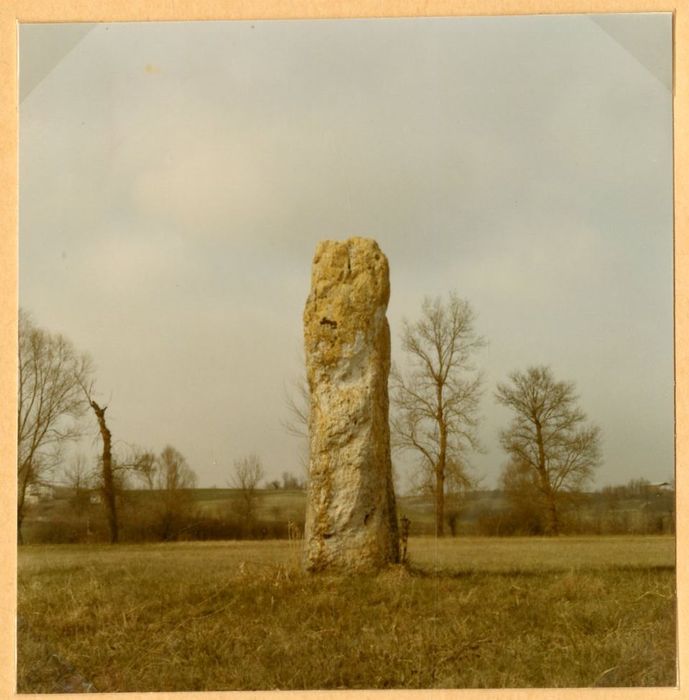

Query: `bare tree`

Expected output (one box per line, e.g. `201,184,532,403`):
156,445,198,540
157,445,197,491
281,470,305,490
498,459,550,534
17,310,93,542
495,366,601,535
84,393,119,543
78,381,150,542
62,453,92,516
442,458,478,536
132,449,157,489
390,293,485,537
282,372,311,485
231,454,265,527
283,374,310,440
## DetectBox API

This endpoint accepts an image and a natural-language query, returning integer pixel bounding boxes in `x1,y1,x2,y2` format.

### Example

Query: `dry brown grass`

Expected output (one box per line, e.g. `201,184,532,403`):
17,536,676,691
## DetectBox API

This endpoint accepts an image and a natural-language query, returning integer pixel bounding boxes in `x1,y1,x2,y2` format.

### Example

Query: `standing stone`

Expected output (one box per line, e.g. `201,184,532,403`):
303,237,399,572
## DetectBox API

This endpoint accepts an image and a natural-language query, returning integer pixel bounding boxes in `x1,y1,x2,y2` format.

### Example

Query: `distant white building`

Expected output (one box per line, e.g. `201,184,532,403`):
25,484,55,503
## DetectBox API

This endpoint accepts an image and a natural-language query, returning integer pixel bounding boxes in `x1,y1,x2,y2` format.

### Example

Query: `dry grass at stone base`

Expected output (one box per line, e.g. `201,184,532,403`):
17,536,676,692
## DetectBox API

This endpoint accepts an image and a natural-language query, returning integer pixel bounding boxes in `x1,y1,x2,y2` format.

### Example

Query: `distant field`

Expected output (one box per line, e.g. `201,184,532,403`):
21,486,674,543
17,536,676,691
407,535,675,571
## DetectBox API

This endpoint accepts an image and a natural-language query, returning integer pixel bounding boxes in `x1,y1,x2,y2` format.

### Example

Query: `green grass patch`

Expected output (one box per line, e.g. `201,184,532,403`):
17,536,676,691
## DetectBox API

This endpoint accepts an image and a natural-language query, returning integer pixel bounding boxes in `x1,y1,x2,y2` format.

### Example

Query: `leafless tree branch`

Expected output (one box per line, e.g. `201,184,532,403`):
390,292,486,537
496,366,601,535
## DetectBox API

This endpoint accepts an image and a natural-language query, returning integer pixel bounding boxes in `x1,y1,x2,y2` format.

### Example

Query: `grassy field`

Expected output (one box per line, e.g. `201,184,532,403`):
17,536,676,691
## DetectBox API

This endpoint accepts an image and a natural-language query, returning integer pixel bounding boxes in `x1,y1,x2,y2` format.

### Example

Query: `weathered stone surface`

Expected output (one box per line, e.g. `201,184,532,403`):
303,237,399,572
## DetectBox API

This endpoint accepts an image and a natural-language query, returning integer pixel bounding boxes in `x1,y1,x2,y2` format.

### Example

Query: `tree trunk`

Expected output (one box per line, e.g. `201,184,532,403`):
435,466,445,538
534,421,559,535
17,462,31,545
90,400,118,544
546,495,560,536
436,391,447,538
17,474,26,545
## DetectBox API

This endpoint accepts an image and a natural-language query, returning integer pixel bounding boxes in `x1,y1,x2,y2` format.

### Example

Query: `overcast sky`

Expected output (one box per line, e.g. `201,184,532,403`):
19,14,674,491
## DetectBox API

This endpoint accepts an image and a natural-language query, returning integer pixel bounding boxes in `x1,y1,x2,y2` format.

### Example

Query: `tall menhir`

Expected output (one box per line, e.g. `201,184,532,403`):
303,237,399,571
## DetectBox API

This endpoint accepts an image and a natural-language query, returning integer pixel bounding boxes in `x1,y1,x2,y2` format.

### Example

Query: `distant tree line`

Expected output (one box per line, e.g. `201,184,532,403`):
469,477,674,537
25,447,307,544
266,471,307,491
22,472,673,545
17,309,306,545
19,298,672,545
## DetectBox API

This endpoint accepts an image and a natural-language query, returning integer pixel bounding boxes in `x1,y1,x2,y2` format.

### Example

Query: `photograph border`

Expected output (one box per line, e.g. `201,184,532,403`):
1,1,686,698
